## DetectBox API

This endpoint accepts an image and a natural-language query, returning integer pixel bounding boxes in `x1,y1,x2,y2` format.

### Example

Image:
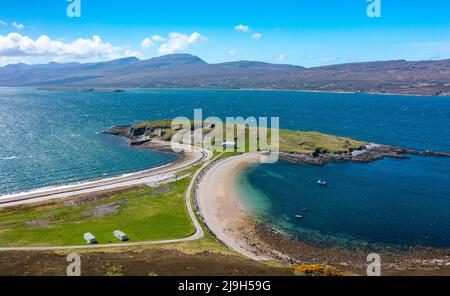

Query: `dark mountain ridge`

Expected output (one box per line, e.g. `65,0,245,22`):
1,54,449,96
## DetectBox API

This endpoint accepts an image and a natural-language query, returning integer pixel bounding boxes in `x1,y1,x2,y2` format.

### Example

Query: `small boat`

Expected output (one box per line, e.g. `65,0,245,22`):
317,180,328,186
295,215,304,219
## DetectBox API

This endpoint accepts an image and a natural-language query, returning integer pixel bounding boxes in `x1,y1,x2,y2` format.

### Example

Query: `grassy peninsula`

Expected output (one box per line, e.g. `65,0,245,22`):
126,120,367,154
1,120,448,275
0,120,366,247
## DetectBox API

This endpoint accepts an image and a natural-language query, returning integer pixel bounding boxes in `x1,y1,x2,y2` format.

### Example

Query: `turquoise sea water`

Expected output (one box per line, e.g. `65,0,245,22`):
236,156,450,249
1,88,449,248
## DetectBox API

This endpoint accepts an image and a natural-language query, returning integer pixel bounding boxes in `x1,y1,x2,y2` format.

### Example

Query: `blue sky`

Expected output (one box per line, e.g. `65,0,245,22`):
0,0,450,66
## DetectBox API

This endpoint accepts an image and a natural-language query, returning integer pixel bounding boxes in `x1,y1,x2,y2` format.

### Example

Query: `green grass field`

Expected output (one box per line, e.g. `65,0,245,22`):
0,150,249,248
279,130,366,154
0,178,196,247
132,120,366,155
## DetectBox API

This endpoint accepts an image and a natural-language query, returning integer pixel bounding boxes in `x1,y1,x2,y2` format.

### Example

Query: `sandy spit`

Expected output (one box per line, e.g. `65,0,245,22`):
196,152,289,261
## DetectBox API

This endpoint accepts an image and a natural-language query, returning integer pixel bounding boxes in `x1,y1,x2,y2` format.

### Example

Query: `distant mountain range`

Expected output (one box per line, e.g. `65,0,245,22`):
1,54,450,96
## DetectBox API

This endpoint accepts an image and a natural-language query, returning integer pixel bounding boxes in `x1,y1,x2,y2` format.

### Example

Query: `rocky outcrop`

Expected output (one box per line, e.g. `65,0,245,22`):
102,125,152,145
102,125,132,137
102,125,183,153
103,125,450,165
280,143,450,166
103,123,179,145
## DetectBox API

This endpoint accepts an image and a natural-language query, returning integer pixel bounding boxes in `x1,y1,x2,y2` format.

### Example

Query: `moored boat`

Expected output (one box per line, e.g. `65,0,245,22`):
317,180,328,186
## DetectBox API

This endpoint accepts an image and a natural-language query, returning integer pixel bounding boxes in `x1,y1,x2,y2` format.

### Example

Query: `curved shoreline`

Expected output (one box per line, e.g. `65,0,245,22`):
196,153,450,275
0,161,174,201
0,141,210,208
0,142,210,252
0,151,206,252
196,152,283,261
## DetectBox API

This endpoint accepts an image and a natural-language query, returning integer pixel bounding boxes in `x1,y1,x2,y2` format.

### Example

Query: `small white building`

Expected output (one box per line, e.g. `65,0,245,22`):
113,230,129,241
222,141,236,150
84,232,97,244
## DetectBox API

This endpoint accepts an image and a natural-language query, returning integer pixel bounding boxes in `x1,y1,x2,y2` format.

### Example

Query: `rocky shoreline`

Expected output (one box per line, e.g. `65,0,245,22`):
280,143,450,166
105,124,450,275
237,217,450,275
194,151,450,275
104,125,450,165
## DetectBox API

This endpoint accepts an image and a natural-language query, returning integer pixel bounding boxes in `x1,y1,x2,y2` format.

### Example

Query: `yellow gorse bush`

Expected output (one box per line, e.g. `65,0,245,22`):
294,265,346,276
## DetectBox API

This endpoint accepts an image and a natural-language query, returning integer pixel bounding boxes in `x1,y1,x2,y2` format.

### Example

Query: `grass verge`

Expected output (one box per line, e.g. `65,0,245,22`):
0,178,195,247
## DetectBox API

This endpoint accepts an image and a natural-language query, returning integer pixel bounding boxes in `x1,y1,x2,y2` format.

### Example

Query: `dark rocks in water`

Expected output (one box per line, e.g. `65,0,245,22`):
102,125,175,153
403,149,450,158
103,122,176,144
280,153,324,165
130,137,151,146
280,143,450,166
102,126,131,137
102,125,148,139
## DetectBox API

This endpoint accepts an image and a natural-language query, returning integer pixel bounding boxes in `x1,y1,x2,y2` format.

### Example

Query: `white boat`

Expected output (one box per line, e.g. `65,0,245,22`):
317,180,327,186
295,215,303,219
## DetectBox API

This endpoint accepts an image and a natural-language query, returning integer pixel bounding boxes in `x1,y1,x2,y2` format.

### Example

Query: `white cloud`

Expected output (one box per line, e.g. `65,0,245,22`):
277,53,285,61
0,33,141,62
141,35,167,49
0,21,7,27
252,33,262,40
141,38,154,49
234,24,264,41
234,24,250,32
151,35,165,42
12,21,24,30
228,50,236,57
158,32,205,55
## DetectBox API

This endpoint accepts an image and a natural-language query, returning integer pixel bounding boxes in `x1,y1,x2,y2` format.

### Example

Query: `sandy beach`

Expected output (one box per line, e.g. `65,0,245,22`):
0,141,211,208
196,152,287,261
196,153,450,275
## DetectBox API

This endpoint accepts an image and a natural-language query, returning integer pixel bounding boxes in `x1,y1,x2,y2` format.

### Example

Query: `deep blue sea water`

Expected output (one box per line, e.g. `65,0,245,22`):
1,88,449,248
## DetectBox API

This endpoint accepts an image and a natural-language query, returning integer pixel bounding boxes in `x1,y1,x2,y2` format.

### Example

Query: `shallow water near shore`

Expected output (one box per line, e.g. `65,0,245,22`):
237,155,450,249
1,87,450,249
